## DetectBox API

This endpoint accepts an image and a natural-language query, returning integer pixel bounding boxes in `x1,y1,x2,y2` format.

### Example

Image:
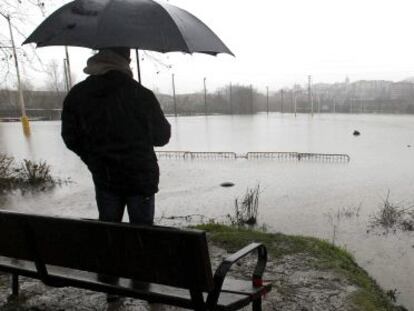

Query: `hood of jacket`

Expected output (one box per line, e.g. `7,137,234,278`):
84,49,133,78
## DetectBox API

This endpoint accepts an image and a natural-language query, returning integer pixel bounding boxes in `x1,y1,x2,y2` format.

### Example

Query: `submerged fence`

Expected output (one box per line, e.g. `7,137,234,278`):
156,151,350,162
246,152,350,162
156,151,236,160
155,151,189,159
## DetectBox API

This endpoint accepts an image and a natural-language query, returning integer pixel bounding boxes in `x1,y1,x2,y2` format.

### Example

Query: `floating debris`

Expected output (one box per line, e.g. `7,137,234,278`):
353,130,361,136
220,182,235,188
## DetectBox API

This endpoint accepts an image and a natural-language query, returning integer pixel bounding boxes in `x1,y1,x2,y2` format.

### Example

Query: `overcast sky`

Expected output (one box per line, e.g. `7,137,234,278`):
2,0,414,94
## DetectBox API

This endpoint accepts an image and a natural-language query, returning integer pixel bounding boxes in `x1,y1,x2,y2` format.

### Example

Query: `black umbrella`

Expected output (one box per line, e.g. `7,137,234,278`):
23,0,234,81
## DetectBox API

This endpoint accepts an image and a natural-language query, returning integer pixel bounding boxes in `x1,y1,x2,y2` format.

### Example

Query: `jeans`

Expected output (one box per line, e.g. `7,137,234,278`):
95,187,155,225
95,187,155,290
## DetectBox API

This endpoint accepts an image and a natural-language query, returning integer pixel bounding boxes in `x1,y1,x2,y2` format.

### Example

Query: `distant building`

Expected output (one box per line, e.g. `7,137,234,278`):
345,76,350,85
350,80,391,100
389,82,414,100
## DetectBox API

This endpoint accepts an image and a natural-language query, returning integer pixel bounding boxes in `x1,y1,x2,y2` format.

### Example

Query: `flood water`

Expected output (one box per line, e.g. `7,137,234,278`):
1,113,413,308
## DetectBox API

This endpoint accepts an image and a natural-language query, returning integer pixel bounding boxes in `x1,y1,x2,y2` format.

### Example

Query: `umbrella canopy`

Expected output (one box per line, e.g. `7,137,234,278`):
23,0,234,56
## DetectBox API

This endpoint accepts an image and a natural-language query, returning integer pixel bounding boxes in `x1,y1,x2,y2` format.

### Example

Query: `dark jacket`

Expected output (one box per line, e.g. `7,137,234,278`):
61,70,171,196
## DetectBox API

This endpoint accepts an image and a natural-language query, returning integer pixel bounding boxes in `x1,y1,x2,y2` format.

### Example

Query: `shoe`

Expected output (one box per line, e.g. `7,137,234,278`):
107,294,121,303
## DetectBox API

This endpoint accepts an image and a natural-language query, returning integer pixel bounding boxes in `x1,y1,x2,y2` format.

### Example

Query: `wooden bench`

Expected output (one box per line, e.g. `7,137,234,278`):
0,210,271,310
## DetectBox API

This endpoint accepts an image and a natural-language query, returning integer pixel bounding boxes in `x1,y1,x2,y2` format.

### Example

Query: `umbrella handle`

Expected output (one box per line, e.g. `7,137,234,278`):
135,49,142,84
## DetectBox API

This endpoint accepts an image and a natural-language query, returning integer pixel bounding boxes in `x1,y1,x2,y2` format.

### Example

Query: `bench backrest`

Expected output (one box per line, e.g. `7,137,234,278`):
0,211,214,291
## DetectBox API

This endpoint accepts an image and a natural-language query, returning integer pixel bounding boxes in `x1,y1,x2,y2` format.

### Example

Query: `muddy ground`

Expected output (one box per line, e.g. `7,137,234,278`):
0,243,360,311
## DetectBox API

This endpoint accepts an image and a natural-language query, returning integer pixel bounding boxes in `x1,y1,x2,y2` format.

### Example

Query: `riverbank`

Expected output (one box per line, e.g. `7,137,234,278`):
199,224,407,311
0,224,406,311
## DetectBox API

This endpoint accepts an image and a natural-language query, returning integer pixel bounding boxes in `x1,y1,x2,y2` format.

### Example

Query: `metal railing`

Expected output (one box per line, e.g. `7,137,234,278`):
246,152,297,160
187,152,237,160
155,151,350,162
155,151,190,160
155,151,237,160
247,152,350,162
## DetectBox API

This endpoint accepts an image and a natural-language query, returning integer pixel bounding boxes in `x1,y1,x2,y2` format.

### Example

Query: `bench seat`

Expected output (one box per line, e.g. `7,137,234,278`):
0,211,272,310
0,256,271,311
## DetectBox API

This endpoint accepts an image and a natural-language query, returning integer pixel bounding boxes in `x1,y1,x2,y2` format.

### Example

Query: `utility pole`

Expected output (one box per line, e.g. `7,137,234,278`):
64,46,72,88
63,59,70,92
229,83,233,115
203,77,207,115
308,75,313,116
317,94,321,113
172,73,177,117
293,88,297,117
250,84,254,114
361,96,364,113
266,86,269,115
350,95,353,114
2,13,30,136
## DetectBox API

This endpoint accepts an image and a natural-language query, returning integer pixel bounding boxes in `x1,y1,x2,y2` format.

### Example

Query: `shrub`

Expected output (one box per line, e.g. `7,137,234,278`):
16,159,53,185
0,154,56,191
0,154,14,180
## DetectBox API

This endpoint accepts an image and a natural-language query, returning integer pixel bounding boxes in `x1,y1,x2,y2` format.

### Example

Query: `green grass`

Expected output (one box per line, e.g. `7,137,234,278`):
196,224,405,311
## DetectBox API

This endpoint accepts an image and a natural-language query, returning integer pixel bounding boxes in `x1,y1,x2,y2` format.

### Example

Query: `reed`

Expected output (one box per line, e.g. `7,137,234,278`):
228,184,260,226
369,192,414,233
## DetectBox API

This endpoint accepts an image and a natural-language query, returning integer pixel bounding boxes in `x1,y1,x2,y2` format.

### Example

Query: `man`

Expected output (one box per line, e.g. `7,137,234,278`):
62,47,171,226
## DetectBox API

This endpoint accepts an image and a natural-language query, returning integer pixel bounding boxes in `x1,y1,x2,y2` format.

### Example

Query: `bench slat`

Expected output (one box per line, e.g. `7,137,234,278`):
0,211,272,311
0,211,214,291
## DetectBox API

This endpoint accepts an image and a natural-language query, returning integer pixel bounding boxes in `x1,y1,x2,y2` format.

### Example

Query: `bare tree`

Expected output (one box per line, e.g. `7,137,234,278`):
0,0,51,87
45,59,65,95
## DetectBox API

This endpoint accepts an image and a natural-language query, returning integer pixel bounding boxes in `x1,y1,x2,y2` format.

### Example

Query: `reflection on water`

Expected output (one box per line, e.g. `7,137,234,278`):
1,113,414,308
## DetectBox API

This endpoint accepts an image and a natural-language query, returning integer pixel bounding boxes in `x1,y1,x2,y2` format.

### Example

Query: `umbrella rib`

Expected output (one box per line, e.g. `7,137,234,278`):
149,0,191,53
94,0,117,50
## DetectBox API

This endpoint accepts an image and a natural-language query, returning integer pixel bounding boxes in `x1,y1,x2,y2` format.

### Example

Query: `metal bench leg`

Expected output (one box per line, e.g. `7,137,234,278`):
11,273,19,297
190,289,206,311
252,297,262,311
